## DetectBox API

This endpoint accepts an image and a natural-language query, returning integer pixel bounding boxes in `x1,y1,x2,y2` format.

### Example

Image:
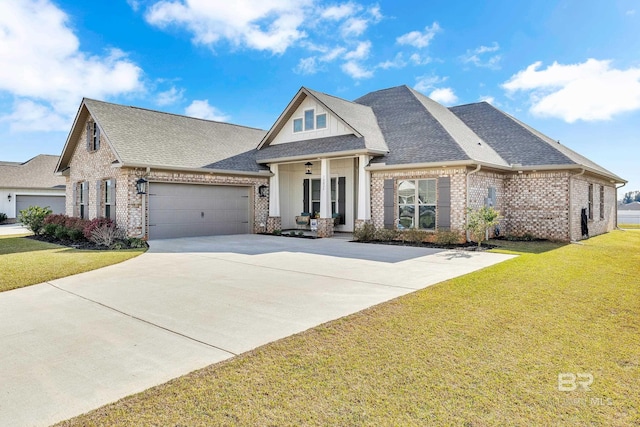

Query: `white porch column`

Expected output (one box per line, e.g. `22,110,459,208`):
357,154,371,221
269,164,280,217
320,158,332,218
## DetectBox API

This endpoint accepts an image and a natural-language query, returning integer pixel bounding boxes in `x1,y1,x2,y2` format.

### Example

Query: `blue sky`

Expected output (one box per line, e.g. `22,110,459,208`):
1,0,638,193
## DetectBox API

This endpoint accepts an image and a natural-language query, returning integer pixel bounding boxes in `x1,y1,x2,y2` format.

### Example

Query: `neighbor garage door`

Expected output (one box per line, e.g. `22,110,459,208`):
148,183,251,239
16,195,65,215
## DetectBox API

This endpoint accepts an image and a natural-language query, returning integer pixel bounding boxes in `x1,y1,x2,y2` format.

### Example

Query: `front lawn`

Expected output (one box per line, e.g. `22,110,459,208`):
0,235,146,293
57,231,639,426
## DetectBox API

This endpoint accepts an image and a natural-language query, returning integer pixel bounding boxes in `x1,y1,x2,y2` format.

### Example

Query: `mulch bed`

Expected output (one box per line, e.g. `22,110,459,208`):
26,234,114,250
351,240,498,251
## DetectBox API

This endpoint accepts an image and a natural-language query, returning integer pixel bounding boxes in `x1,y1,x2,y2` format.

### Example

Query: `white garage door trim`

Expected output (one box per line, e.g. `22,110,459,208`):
148,183,252,239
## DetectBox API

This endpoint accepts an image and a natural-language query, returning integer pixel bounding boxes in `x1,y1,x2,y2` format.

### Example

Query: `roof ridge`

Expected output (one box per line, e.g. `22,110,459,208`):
83,98,266,132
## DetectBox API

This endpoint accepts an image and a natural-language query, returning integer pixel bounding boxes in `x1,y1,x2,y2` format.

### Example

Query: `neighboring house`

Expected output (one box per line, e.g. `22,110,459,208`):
0,155,66,221
618,201,640,210
56,85,626,241
618,201,640,225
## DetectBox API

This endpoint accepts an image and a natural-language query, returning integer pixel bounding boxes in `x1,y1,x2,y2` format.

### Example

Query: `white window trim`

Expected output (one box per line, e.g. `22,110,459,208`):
292,109,328,134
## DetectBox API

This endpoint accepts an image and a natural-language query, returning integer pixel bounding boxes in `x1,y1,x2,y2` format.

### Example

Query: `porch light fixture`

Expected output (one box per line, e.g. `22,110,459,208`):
258,184,268,198
135,177,148,195
7,193,11,202
305,162,313,175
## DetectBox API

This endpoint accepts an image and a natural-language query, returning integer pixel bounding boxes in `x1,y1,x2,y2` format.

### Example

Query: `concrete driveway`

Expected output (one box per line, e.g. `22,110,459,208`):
0,234,514,426
0,223,31,235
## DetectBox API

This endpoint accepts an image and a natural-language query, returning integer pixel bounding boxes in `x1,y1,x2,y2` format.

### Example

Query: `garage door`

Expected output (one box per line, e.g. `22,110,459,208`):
149,183,251,239
16,195,65,215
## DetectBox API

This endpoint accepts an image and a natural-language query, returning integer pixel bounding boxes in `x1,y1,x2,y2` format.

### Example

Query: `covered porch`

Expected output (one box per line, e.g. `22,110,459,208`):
265,155,372,237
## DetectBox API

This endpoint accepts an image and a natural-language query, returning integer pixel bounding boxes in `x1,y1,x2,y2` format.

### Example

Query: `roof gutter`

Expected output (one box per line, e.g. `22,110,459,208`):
113,162,273,177
257,149,387,165
466,164,482,242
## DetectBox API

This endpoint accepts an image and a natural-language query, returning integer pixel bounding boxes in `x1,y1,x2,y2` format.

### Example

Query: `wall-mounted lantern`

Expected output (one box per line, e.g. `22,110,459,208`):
258,184,268,198
305,162,313,175
7,193,11,202
135,177,148,195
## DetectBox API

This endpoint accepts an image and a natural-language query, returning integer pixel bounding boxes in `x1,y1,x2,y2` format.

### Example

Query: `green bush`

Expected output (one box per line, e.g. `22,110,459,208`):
0,212,7,223
54,225,69,240
375,228,398,241
126,237,147,249
435,229,463,246
401,227,429,243
466,206,502,247
18,206,52,235
353,222,377,241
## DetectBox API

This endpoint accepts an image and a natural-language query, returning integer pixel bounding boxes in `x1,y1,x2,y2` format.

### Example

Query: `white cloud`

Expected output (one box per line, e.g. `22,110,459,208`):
377,53,406,70
414,74,447,93
479,95,495,105
322,3,358,20
156,86,184,106
397,22,441,48
295,57,320,75
341,17,368,37
461,42,501,69
503,59,640,122
0,0,143,131
185,100,230,121
409,53,432,66
321,46,347,62
344,41,371,60
145,0,310,54
341,61,373,79
428,88,458,105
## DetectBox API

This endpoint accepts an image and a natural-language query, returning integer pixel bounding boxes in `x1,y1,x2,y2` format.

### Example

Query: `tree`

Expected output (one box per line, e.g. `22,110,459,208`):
466,206,502,247
621,191,640,204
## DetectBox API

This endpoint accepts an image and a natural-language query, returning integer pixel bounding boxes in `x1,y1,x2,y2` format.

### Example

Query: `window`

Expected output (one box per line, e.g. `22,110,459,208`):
293,110,326,133
588,183,593,220
310,178,337,216
104,179,114,220
78,181,88,219
86,121,100,151
599,185,605,220
398,179,436,230
304,109,314,131
316,113,327,129
293,118,303,133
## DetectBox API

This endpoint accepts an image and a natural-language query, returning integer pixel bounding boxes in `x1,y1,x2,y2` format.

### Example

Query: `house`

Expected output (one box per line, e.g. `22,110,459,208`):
55,85,626,241
0,155,66,222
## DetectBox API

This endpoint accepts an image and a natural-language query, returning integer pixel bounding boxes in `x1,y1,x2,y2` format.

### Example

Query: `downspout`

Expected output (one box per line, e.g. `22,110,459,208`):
466,164,481,242
569,168,585,242
615,182,627,230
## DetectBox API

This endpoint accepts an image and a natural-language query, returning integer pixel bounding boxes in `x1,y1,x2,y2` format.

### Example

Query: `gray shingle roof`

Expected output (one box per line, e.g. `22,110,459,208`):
83,99,266,170
256,135,365,162
0,155,66,189
354,86,471,165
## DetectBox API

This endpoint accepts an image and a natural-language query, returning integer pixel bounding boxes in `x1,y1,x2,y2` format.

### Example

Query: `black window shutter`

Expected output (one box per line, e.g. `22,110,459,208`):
86,122,91,151
437,177,451,230
303,179,310,214
383,179,394,229
95,124,100,150
338,177,346,225
96,181,102,217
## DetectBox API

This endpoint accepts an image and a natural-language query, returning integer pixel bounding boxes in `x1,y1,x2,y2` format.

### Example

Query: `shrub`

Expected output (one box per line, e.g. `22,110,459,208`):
435,229,464,246
54,225,69,240
375,228,398,242
83,217,114,240
272,229,282,236
44,214,67,226
42,223,60,237
126,237,147,249
401,227,429,243
0,212,7,223
18,205,52,235
353,222,376,241
466,206,502,247
90,224,125,247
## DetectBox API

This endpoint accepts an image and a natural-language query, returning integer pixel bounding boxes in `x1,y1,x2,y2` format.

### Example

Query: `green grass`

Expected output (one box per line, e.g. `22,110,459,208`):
0,235,146,292
619,223,640,229
57,231,639,426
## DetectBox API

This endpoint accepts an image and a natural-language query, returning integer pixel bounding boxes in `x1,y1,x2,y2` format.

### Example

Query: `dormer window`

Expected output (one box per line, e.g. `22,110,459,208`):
293,109,328,133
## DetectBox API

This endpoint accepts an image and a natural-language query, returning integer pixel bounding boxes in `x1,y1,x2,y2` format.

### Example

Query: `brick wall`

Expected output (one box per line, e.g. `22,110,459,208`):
570,175,616,241
503,171,570,240
370,167,467,232
468,171,506,238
